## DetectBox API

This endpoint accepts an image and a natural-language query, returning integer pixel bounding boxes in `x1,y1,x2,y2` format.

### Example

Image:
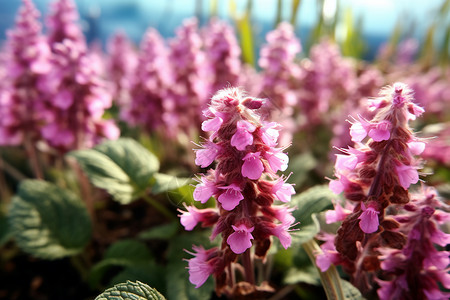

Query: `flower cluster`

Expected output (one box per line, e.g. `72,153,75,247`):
165,18,211,136
179,88,296,296
376,186,450,300
106,31,138,107
120,28,172,133
39,38,119,152
203,18,242,92
319,83,431,296
0,0,51,145
46,0,85,48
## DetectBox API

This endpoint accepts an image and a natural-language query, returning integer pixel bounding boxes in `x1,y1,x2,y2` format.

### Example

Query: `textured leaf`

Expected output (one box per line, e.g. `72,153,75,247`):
166,233,214,300
291,185,334,226
89,240,153,288
69,138,159,204
95,280,166,300
341,279,364,300
138,222,179,240
292,214,321,246
151,173,192,195
8,180,91,259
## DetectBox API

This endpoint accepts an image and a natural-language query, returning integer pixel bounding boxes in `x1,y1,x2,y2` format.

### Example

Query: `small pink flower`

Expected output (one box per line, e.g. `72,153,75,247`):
218,183,244,210
272,206,296,224
368,120,391,142
395,163,419,190
335,154,358,171
328,174,350,194
349,117,369,142
195,141,220,168
230,120,256,150
227,223,254,254
186,245,216,288
272,178,295,202
201,115,223,132
264,149,288,173
325,202,352,224
260,122,279,147
241,152,264,180
193,176,216,203
178,205,202,231
271,222,292,249
358,203,380,233
407,141,425,155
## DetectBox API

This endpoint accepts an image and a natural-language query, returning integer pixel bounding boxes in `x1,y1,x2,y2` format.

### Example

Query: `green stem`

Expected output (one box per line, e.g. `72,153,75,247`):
303,239,344,300
142,194,176,221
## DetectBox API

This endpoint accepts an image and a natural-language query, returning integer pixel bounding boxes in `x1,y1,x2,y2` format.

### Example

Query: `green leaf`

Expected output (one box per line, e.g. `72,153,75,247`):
292,214,321,245
166,233,214,300
151,173,192,195
287,152,317,188
341,279,364,300
138,222,179,240
95,280,166,300
8,180,91,259
291,185,334,227
89,240,153,288
69,138,160,204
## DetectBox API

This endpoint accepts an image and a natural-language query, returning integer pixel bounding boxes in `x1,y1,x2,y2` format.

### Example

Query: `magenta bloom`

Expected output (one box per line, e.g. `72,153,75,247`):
193,175,216,203
395,163,419,190
358,203,380,233
241,152,264,180
231,120,256,150
218,184,244,211
227,224,254,254
186,246,217,288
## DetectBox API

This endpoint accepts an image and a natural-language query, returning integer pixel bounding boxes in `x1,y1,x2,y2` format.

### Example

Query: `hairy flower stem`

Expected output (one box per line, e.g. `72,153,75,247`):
303,239,344,300
367,139,393,198
242,249,255,285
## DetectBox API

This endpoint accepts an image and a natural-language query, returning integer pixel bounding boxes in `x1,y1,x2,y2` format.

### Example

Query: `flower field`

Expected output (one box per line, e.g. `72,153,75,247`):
0,0,449,299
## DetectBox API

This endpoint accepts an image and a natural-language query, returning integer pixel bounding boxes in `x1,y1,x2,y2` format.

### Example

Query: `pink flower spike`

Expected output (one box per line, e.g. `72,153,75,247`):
193,176,215,203
231,120,256,150
407,141,425,155
195,141,220,168
201,116,223,132
241,152,264,180
260,122,279,147
265,149,289,173
329,179,344,194
358,203,380,233
335,154,358,171
395,163,419,190
218,183,244,210
368,120,391,142
272,206,296,224
186,245,216,288
226,224,254,254
272,178,295,202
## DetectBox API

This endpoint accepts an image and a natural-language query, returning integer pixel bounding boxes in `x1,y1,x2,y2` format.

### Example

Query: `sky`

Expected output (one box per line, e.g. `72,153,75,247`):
0,0,445,59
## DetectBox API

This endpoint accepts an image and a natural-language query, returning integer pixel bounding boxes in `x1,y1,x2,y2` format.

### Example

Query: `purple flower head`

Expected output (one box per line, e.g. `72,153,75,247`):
0,0,51,146
46,0,85,48
321,83,430,296
182,87,296,294
39,38,119,152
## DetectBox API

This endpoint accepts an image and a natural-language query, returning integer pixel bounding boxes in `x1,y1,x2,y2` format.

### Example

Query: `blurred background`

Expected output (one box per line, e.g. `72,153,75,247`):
0,0,448,61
